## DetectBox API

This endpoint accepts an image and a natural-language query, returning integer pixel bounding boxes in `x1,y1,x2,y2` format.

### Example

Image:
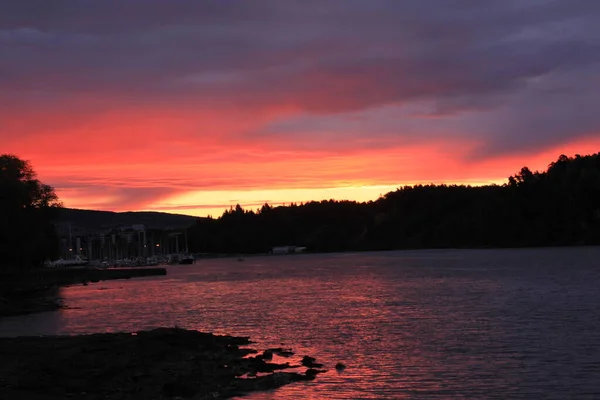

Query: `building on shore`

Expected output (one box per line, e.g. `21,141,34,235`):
271,246,307,255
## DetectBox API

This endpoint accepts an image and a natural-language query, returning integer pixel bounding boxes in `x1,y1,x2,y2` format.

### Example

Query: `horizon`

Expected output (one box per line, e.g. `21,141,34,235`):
2,1,600,217
68,150,590,218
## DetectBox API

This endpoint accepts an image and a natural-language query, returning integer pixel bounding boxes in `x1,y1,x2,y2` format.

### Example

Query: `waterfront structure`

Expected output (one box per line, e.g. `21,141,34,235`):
271,246,307,255
53,223,192,265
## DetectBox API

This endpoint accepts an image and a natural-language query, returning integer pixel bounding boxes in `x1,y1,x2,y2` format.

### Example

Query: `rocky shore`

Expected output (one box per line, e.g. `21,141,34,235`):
0,327,325,399
0,268,166,317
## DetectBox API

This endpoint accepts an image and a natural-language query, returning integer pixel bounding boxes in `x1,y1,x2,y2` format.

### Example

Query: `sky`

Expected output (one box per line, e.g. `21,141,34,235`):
1,0,600,217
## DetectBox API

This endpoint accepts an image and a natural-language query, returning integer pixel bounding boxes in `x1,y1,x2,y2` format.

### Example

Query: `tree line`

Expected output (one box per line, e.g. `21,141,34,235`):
2,152,600,269
187,153,600,254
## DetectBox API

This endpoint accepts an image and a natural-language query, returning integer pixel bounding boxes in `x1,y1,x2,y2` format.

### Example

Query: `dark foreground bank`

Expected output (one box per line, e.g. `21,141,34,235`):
0,328,324,399
0,268,166,317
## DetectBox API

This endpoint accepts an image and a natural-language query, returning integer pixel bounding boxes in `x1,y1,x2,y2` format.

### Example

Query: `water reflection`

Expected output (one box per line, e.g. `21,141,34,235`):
1,248,600,398
0,305,67,337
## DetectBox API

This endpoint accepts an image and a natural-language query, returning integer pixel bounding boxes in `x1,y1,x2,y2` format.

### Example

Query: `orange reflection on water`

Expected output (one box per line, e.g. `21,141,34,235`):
2,249,600,398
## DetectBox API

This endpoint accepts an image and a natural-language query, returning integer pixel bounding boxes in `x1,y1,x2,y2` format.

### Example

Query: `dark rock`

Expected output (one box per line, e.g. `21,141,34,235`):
301,355,323,368
335,362,346,371
302,356,316,365
162,380,197,398
305,368,327,379
260,347,294,359
0,328,321,399
266,347,295,357
233,371,314,394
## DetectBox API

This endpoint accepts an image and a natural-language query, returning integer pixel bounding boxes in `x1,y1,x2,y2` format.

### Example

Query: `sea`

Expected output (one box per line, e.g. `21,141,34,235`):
1,247,600,399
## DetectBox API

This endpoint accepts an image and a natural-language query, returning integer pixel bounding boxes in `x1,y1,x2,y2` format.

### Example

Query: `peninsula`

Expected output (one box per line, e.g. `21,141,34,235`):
0,327,324,399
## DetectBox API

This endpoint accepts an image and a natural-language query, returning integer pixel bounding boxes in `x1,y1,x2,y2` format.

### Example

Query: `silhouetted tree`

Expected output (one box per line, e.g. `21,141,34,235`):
0,154,62,269
186,152,600,254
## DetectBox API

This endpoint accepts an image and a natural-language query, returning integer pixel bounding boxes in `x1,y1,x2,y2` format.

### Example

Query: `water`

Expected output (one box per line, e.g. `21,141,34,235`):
2,247,600,399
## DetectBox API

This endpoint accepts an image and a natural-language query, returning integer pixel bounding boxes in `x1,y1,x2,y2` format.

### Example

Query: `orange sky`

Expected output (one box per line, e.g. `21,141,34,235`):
2,2,599,217
7,119,600,217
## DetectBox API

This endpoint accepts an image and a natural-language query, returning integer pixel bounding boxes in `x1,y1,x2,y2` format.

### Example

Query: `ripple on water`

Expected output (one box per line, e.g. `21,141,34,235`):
1,248,600,399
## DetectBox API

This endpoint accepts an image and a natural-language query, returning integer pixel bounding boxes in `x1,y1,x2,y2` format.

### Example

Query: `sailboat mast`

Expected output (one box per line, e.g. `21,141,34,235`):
184,229,189,253
68,223,72,259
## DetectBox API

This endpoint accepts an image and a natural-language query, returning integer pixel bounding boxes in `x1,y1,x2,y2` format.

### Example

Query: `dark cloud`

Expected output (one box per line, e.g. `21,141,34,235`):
1,0,599,157
51,182,178,210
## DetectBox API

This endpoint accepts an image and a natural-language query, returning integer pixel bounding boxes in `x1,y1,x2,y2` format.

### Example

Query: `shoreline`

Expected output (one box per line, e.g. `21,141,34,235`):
0,267,166,317
0,327,324,399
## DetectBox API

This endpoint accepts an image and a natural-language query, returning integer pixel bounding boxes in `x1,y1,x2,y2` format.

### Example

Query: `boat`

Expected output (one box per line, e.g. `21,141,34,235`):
178,254,195,265
146,256,160,266
47,255,90,268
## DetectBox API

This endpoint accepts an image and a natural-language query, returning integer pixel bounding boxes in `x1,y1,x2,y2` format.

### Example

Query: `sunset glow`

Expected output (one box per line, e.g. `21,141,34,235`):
2,1,599,217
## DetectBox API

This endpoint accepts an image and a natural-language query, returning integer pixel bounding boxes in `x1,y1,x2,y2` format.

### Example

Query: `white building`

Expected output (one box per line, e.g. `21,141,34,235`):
271,246,307,255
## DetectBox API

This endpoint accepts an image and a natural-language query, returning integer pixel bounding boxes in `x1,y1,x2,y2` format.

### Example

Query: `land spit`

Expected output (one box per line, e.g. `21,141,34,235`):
0,327,324,399
0,267,166,316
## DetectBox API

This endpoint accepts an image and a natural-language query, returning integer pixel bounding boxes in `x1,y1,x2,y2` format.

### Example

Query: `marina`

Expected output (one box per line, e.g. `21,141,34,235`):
50,223,196,268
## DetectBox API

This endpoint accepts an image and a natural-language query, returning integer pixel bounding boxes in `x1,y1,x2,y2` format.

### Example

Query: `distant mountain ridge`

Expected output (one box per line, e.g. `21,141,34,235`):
56,208,199,231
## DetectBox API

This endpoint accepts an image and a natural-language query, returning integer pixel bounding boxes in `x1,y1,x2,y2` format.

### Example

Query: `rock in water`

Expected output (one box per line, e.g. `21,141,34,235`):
335,362,347,371
301,355,323,368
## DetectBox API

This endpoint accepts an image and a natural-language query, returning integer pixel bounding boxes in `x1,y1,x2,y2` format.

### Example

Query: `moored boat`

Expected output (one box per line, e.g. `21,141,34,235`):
47,255,90,268
178,254,195,265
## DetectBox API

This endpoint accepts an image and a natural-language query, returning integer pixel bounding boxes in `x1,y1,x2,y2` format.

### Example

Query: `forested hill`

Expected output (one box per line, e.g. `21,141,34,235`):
187,153,600,254
57,208,199,231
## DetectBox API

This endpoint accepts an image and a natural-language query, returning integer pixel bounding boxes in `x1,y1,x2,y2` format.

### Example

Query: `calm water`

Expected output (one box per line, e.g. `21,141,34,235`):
2,248,600,399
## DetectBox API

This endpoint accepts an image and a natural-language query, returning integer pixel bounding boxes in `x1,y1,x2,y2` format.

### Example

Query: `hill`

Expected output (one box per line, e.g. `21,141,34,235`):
56,208,199,232
187,152,600,253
